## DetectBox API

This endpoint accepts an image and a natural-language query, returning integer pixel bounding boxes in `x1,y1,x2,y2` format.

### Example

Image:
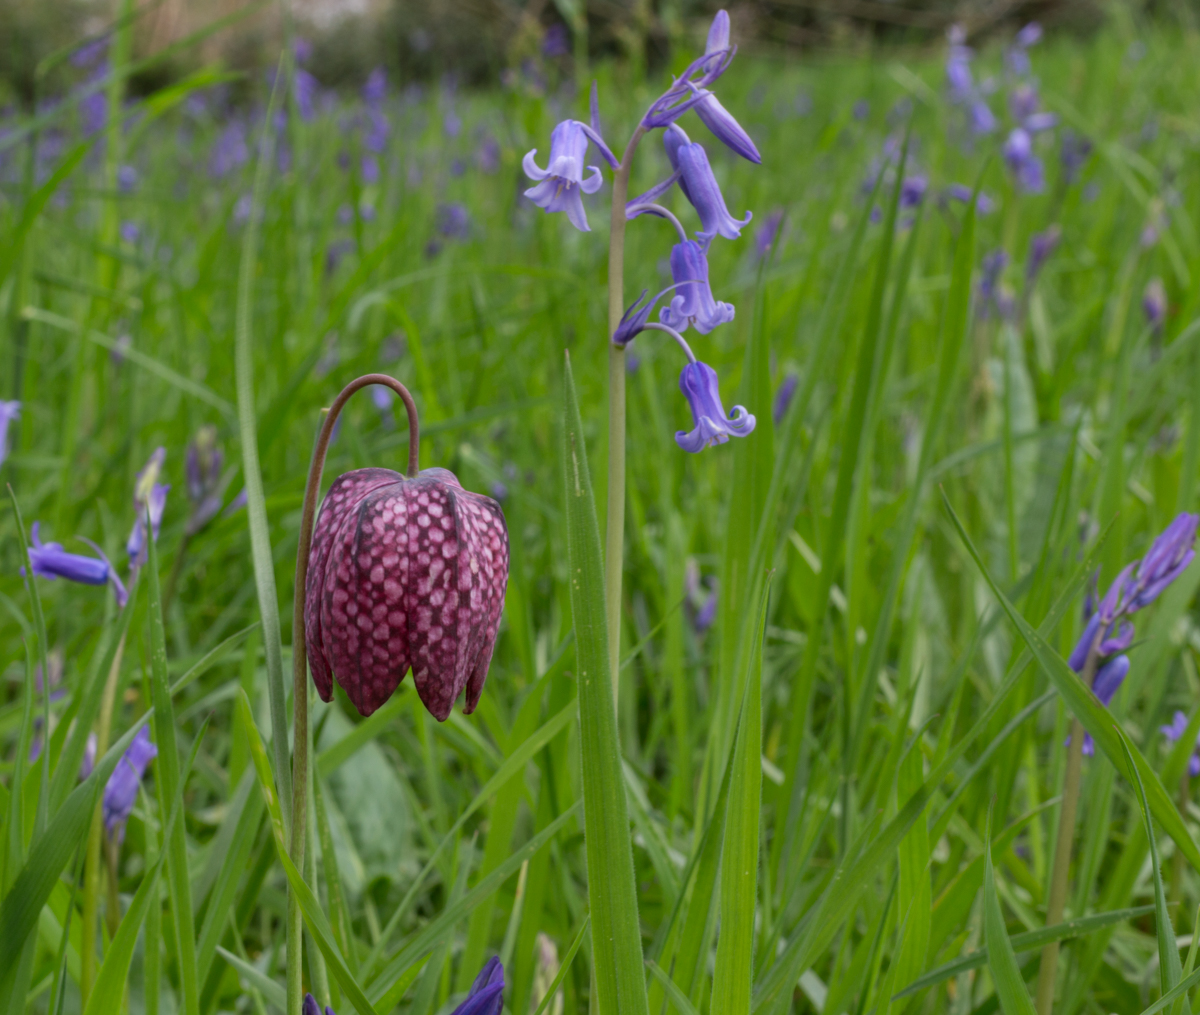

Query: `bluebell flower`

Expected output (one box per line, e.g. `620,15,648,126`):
1003,127,1045,193
543,23,570,58
117,165,137,192
945,25,974,102
1143,278,1166,332
26,522,128,607
1161,711,1200,777
1026,225,1060,283
371,385,394,429
979,250,1013,319
641,12,734,130
661,127,751,247
303,994,336,1015
0,401,19,468
1006,22,1042,77
522,120,618,232
661,241,735,334
1060,130,1093,184
120,221,140,245
676,361,755,453
901,175,927,208
754,210,783,258
185,427,224,536
210,121,249,178
71,37,109,69
295,68,319,122
773,374,798,424
613,287,671,346
476,135,500,174
363,67,387,107
127,447,169,571
103,726,157,843
454,957,505,1015
684,13,761,164
945,184,995,215
437,203,471,239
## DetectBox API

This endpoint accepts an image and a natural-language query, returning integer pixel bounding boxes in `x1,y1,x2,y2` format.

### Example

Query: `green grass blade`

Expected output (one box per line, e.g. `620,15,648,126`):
710,578,770,1015
649,961,703,1015
1116,727,1187,1010
531,916,590,1015
215,946,287,1010
984,814,1038,1015
941,489,1200,870
561,350,649,1015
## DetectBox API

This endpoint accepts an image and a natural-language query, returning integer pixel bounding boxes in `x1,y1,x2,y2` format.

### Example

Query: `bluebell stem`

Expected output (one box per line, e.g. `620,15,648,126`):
127,448,169,573
0,400,19,468
773,374,798,424
1144,278,1167,332
522,120,618,232
26,522,128,607
1161,711,1200,777
102,726,157,843
676,360,756,453
661,240,735,334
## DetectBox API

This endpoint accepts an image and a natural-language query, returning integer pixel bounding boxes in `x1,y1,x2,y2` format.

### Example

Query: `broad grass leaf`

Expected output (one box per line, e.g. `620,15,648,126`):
983,818,1038,1015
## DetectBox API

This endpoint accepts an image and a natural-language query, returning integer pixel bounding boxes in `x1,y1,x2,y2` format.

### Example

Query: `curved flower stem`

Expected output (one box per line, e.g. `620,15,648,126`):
641,322,698,363
1034,640,1100,1015
626,202,690,244
606,126,645,711
289,373,418,1015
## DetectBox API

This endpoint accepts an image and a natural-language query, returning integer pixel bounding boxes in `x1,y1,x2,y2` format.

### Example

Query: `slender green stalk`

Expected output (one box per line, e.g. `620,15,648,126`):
289,374,419,1015
604,125,645,710
1035,644,1100,1015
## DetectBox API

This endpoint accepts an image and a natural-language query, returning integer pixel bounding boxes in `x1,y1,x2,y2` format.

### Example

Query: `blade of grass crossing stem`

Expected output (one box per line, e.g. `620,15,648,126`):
1116,728,1188,1012
83,716,209,1015
234,52,292,829
146,522,199,1015
215,946,287,1010
984,813,1038,1015
940,490,1200,870
561,350,649,1015
532,916,590,1015
712,264,774,803
851,185,977,773
710,579,770,1015
649,961,703,1015
0,716,149,987
885,732,932,1012
236,689,380,1015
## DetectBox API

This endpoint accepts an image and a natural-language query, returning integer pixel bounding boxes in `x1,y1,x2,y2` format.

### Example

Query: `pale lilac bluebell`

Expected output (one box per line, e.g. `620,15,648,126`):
1004,127,1045,193
103,726,157,843
185,427,224,535
755,210,783,258
675,361,755,453
671,134,751,246
660,241,735,335
522,120,617,232
1161,711,1200,777
26,522,128,607
0,401,19,468
127,447,169,570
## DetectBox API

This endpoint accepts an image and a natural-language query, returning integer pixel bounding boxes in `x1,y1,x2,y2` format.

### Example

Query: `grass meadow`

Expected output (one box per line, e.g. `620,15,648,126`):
3,10,1200,1015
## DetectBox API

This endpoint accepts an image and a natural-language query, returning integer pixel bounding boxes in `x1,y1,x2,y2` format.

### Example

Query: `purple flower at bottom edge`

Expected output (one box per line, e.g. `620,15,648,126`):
102,726,157,843
454,957,505,1015
302,994,336,1015
676,361,756,453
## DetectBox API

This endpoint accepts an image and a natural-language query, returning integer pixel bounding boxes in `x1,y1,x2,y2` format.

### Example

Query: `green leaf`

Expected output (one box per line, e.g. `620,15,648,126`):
1116,727,1188,1011
531,917,590,1015
215,946,287,1010
561,350,649,1015
940,489,1200,871
710,579,770,1015
649,961,703,1015
145,525,200,1015
83,716,210,1015
983,815,1038,1015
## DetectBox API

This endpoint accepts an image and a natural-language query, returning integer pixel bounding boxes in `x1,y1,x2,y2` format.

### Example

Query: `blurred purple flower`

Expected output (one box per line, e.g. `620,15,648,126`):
1003,128,1045,193
476,135,500,173
1006,22,1042,77
120,221,140,245
293,37,313,64
1026,225,1061,284
71,37,109,69
185,426,224,535
126,447,169,572
437,202,471,239
371,385,394,428
900,176,927,208
979,249,1013,320
361,155,380,184
103,726,157,843
773,374,798,425
1143,278,1166,332
945,184,995,215
755,210,783,258
676,361,755,453
117,165,137,192
211,121,249,178
363,67,387,107
0,401,19,469
1161,711,1200,777
295,69,319,122
543,24,570,58
852,99,870,121
1060,130,1093,184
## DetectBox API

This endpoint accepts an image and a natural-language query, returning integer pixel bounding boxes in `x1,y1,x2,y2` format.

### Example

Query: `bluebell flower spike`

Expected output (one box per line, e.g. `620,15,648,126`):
102,726,157,843
661,241,735,334
676,361,756,453
641,47,734,130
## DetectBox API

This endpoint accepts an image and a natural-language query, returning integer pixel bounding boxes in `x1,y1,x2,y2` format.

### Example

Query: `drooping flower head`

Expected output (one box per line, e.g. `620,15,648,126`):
26,522,128,607
127,448,170,571
660,241,735,335
103,726,157,843
453,957,505,1015
1004,127,1045,193
1161,711,1200,777
305,467,509,719
0,401,19,469
522,120,618,232
663,126,752,247
303,995,336,1015
676,361,756,453
185,426,224,535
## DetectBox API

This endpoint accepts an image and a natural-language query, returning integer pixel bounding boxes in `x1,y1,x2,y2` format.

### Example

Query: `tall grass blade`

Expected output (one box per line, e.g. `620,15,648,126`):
984,813,1038,1015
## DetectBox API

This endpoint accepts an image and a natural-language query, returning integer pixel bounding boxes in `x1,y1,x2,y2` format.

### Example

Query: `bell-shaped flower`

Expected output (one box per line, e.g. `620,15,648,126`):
452,957,505,1015
1161,711,1200,777
26,522,128,607
303,995,336,1015
660,241,735,335
1130,513,1199,610
675,361,756,453
1080,654,1130,756
670,132,752,246
1004,127,1045,193
306,467,509,720
103,726,157,843
522,120,618,232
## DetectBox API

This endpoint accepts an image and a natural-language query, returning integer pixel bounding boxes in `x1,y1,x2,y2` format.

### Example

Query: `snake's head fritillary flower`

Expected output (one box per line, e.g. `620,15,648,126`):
103,726,157,843
0,400,19,468
661,241,735,335
305,467,509,720
522,120,618,232
675,361,755,453
26,522,128,607
453,957,505,1015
